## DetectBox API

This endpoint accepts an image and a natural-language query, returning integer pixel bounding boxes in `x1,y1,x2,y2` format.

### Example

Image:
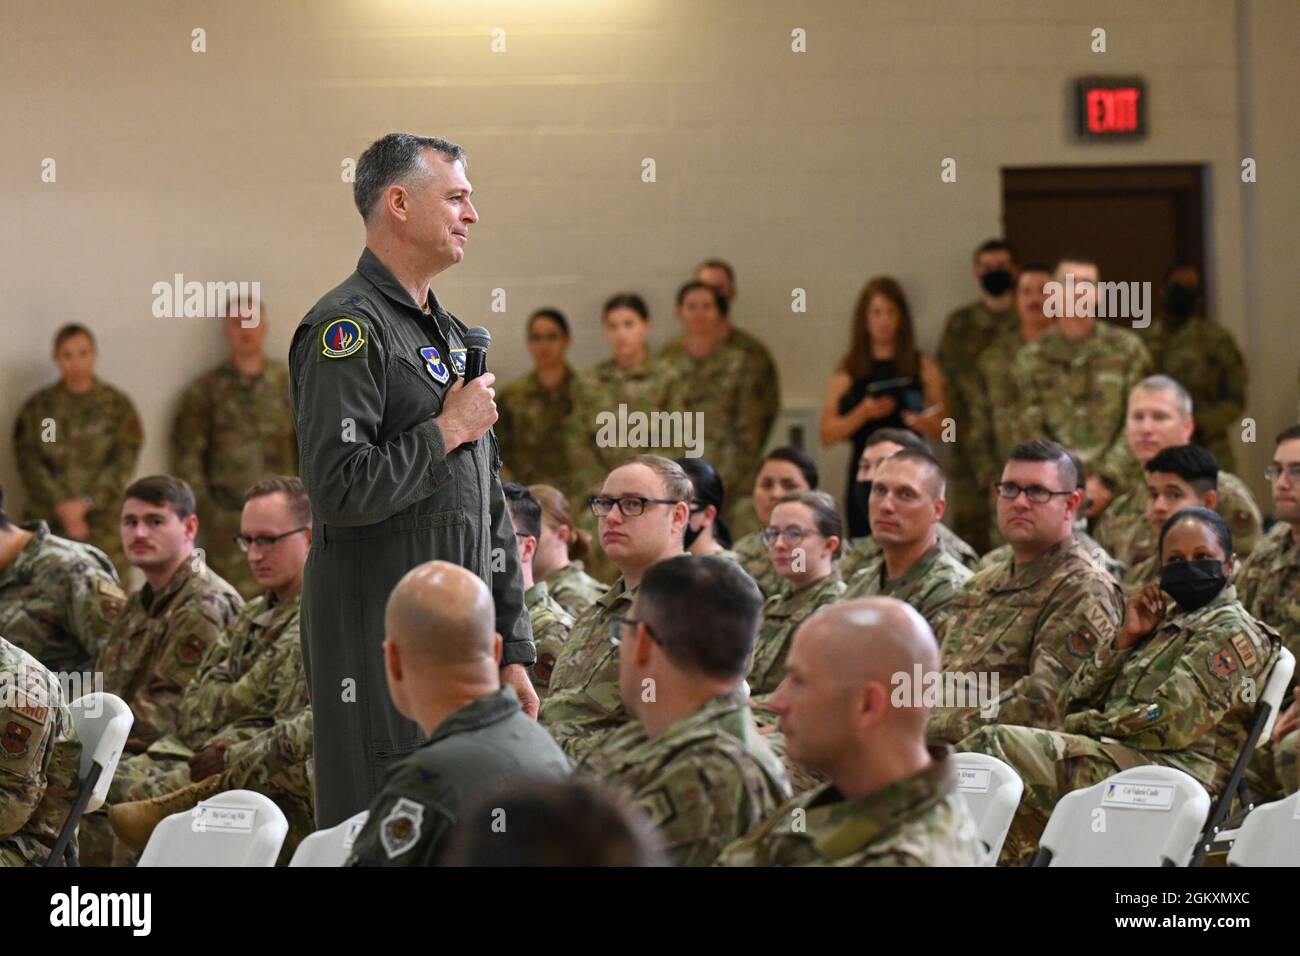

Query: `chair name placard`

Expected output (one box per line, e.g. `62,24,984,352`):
1100,782,1175,811
343,819,365,849
956,767,992,793
191,803,256,833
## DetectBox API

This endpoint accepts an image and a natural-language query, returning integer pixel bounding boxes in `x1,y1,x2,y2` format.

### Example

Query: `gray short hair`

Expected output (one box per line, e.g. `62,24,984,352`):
1133,374,1194,419
354,133,466,223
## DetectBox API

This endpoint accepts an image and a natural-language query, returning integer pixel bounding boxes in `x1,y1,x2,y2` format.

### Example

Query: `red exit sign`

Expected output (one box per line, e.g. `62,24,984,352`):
1075,77,1147,141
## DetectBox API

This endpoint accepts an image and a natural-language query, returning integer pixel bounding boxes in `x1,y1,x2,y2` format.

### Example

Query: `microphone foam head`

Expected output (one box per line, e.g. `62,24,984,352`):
464,326,492,350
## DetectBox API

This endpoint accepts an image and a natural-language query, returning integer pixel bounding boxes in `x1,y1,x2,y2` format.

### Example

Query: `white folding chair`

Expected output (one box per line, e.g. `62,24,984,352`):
138,790,288,867
289,810,369,867
1032,766,1210,866
1192,646,1295,864
45,692,133,867
952,751,1024,865
1226,791,1300,866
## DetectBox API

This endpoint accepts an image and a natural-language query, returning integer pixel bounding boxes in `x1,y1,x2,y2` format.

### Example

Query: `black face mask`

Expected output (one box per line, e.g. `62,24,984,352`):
980,269,1014,297
1160,559,1227,612
1164,283,1197,318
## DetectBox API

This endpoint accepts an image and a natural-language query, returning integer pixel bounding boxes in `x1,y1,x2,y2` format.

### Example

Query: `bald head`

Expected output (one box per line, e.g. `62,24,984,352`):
385,560,495,666
802,598,939,707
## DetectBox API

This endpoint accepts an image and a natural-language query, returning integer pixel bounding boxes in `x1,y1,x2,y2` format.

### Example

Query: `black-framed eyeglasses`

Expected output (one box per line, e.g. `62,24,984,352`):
588,495,681,518
760,526,819,547
993,482,1073,504
234,526,309,552
609,615,659,647
1265,464,1300,482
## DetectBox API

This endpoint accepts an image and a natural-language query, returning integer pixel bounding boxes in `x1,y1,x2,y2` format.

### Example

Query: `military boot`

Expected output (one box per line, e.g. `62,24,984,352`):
108,772,226,851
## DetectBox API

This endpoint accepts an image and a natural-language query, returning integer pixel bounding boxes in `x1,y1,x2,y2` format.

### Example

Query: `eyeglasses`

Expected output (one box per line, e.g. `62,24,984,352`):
588,495,681,517
1265,464,1300,482
993,482,1074,504
760,526,819,546
233,527,309,552
609,615,659,647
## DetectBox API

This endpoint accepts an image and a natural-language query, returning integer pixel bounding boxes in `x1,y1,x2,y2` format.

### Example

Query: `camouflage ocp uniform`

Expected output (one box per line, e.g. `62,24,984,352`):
575,688,791,867
0,521,126,673
1236,523,1300,658
524,580,574,700
938,299,1017,553
715,744,984,867
111,593,305,803
1013,324,1153,490
347,686,569,866
494,367,576,489
657,334,778,528
12,378,143,576
221,705,316,860
542,560,607,620
171,359,298,598
1094,469,1262,567
538,578,636,762
928,536,1125,744
0,638,81,867
839,523,980,581
843,542,974,635
1150,316,1247,472
959,585,1279,864
732,530,784,600
979,528,1125,584
749,572,847,700
95,558,244,753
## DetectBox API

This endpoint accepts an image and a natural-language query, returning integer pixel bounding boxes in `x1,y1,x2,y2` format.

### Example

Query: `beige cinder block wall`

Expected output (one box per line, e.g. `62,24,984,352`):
1,0,1295,523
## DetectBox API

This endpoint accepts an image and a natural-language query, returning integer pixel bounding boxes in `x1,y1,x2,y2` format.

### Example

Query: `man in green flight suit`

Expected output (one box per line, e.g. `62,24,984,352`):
289,132,537,829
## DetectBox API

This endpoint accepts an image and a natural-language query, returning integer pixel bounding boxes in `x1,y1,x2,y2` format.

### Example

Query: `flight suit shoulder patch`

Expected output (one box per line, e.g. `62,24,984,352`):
320,317,367,359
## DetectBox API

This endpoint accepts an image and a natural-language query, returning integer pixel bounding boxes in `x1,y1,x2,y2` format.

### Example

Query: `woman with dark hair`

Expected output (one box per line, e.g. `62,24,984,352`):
530,483,607,616
674,457,735,558
657,281,772,527
959,506,1281,865
820,277,946,537
496,308,577,489
731,447,819,598
567,293,670,584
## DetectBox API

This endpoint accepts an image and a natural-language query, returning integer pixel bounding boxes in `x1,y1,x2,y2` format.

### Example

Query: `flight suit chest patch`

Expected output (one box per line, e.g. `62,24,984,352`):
448,348,466,376
420,346,450,385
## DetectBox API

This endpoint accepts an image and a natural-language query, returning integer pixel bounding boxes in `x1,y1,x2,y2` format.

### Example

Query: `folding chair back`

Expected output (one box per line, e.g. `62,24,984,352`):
138,790,288,867
289,810,369,867
1033,766,1210,866
1192,647,1295,864
952,751,1024,864
1226,791,1300,866
44,692,133,866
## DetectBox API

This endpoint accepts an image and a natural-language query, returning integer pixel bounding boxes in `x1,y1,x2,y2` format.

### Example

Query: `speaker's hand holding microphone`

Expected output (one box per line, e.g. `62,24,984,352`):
435,327,496,453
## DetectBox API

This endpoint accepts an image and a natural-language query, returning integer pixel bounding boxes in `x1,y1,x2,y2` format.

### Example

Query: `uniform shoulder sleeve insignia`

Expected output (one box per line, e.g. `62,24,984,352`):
1208,647,1239,680
533,652,556,685
379,797,425,859
97,578,127,600
176,635,208,666
1067,627,1098,658
320,317,367,359
1,720,35,759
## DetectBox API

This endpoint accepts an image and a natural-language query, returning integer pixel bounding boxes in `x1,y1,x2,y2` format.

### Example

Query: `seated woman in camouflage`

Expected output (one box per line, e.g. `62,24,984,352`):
529,485,607,618
730,448,820,600
748,492,847,794
959,507,1281,865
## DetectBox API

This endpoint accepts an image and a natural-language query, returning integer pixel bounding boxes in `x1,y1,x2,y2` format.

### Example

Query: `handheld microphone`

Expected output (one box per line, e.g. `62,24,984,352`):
463,327,491,381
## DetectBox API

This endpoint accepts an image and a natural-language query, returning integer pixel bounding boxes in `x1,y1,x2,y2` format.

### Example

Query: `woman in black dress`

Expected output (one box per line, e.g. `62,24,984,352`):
819,276,947,537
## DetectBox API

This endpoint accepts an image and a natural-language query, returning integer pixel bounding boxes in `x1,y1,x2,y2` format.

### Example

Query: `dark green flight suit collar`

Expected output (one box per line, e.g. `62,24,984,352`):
356,246,451,330
424,684,522,746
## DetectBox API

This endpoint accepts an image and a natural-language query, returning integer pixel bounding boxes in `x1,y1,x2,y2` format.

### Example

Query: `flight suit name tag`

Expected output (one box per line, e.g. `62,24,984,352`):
1099,782,1175,811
